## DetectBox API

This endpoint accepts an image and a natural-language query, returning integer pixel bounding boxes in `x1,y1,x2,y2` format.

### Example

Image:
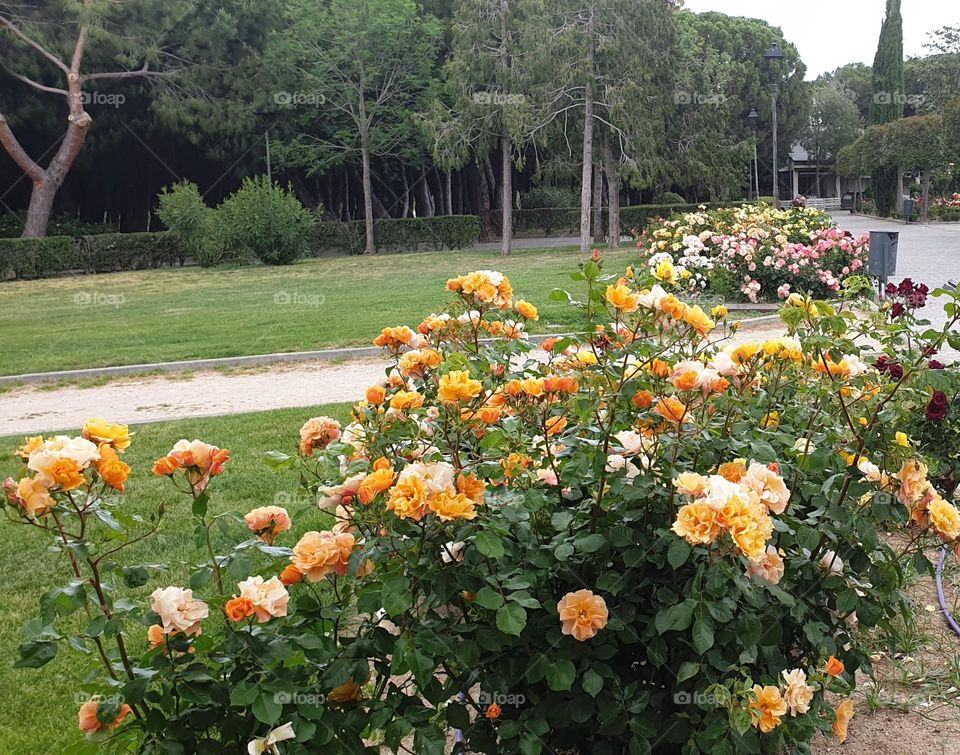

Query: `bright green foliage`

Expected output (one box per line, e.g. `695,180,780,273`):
218,177,316,266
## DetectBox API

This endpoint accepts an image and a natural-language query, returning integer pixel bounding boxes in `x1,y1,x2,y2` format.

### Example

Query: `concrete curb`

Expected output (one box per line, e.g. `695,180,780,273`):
1,315,784,388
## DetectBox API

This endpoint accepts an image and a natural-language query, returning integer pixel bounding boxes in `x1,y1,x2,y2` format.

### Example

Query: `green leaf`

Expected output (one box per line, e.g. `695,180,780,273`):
693,612,715,654
551,511,574,530
475,586,504,610
655,599,695,633
15,640,57,669
525,653,550,683
230,682,260,706
122,566,150,588
575,533,606,553
475,531,505,559
582,667,604,698
676,661,700,683
381,576,413,617
252,692,282,725
496,603,527,636
546,660,576,691
667,539,691,568
192,492,210,518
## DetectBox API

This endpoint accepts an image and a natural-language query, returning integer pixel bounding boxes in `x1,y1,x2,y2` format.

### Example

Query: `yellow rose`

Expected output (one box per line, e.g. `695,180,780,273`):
605,283,640,313
515,300,539,320
672,501,721,545
438,370,483,404
929,497,960,541
82,418,132,452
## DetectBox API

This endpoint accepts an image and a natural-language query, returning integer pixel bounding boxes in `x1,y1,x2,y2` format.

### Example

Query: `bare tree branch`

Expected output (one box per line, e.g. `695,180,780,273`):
83,62,165,82
0,112,44,181
10,72,69,96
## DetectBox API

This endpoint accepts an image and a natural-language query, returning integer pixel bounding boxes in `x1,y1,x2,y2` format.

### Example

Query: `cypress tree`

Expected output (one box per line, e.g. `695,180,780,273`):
869,0,904,216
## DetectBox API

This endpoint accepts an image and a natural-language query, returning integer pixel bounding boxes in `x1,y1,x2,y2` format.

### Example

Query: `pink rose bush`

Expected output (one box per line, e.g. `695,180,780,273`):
638,203,869,302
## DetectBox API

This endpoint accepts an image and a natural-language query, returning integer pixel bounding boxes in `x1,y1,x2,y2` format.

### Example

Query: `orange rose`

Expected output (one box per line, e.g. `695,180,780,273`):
292,530,356,581
749,685,787,733
456,473,486,504
366,385,387,405
557,589,608,641
96,445,130,491
77,697,132,733
243,506,292,544
389,390,424,411
358,467,395,504
485,703,503,720
545,416,568,436
299,416,342,456
516,300,539,320
605,283,639,313
654,397,687,424
225,596,255,622
327,679,363,704
279,564,303,586
152,455,179,476
47,458,85,491
632,390,653,409
649,359,672,378
682,304,715,336
825,656,845,676
428,490,478,522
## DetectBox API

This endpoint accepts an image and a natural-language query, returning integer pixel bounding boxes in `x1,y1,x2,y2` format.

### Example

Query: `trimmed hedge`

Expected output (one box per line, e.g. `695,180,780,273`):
0,232,185,280
315,215,480,254
0,214,117,239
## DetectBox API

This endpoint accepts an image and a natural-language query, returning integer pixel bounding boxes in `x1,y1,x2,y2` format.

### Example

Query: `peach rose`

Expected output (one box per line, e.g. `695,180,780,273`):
557,589,608,641
745,546,785,585
27,435,99,477
15,476,55,518
150,586,208,635
780,669,814,716
15,435,43,460
744,462,790,514
833,699,854,743
237,575,289,622
897,459,929,507
243,506,292,544
82,418,132,452
78,697,132,734
749,685,787,733
292,530,356,582
299,416,342,456
672,501,721,545
673,472,709,497
428,490,477,521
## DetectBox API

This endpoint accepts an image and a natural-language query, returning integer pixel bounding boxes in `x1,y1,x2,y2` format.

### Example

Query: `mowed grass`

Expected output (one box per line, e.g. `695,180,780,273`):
0,404,350,752
0,245,636,376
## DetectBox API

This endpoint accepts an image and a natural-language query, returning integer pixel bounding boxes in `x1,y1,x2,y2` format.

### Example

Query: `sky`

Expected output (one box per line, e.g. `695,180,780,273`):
682,0,958,79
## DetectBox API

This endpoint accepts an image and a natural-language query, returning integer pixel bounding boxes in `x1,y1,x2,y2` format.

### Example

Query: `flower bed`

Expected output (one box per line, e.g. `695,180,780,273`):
3,262,960,754
637,204,870,302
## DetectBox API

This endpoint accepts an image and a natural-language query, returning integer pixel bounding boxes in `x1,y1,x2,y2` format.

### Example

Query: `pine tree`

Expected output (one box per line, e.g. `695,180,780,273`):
870,0,904,216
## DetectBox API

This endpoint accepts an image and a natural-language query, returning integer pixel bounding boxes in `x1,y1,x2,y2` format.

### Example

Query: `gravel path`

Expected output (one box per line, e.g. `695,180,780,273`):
0,322,788,436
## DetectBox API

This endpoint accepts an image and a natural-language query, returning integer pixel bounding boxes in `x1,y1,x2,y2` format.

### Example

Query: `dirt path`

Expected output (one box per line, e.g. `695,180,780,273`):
0,321,788,436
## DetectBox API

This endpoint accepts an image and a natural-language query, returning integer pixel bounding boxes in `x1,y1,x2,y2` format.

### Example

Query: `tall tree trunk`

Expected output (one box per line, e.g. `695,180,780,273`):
475,158,493,242
401,168,410,218
604,140,620,249
501,128,513,256
578,5,596,256
896,168,904,214
815,158,821,197
417,168,435,217
444,170,452,215
592,161,603,243
359,129,375,254
483,156,498,210
921,167,930,223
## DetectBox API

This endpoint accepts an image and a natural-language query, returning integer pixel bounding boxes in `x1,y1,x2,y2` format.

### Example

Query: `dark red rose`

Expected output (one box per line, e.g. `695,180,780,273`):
929,360,945,370
890,302,906,319
887,362,904,380
927,390,949,422
885,283,898,296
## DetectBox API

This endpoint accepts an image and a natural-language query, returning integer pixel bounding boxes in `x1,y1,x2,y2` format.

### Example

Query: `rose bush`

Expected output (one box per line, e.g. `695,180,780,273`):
4,264,960,754
636,203,869,302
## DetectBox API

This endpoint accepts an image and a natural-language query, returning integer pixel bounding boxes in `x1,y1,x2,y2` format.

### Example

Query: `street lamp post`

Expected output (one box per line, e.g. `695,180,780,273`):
764,44,785,208
746,109,760,200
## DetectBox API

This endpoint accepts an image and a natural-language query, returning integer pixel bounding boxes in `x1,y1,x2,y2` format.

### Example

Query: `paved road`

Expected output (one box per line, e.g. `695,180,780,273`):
830,213,959,361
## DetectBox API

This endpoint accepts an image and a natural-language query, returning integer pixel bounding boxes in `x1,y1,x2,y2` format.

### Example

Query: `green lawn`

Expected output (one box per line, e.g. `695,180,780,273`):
0,404,350,752
1,246,635,376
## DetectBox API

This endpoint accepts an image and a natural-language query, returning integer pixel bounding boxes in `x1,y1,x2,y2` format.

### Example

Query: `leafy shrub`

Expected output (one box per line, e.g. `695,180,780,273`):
315,215,480,254
6,261,960,754
0,236,80,279
654,191,687,204
79,232,183,273
0,214,116,239
520,185,580,209
218,176,315,265
156,182,227,267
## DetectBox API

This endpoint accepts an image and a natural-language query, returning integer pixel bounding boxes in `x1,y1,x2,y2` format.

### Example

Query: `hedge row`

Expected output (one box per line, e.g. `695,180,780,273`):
315,215,481,254
0,233,185,280
495,201,749,237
